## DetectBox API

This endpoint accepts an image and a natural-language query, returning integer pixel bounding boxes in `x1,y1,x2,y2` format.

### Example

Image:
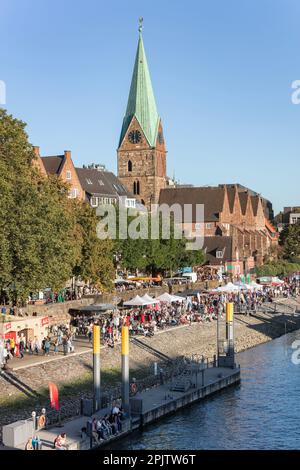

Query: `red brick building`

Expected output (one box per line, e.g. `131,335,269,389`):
159,184,278,276
33,147,84,200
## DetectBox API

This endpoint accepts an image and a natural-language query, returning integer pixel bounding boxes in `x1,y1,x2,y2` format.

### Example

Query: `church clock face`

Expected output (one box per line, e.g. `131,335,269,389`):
128,130,142,144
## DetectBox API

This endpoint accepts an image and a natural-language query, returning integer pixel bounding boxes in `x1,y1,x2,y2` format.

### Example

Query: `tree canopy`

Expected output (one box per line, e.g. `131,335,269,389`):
0,109,114,303
115,210,205,275
279,221,300,262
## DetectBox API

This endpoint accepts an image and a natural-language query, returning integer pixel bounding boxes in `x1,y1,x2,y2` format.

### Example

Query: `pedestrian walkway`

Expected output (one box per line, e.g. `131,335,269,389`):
7,323,196,371
7,338,93,371
11,405,130,451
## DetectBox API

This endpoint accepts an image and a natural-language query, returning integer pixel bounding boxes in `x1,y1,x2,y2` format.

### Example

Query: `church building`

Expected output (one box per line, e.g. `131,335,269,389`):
117,22,167,208
117,24,278,276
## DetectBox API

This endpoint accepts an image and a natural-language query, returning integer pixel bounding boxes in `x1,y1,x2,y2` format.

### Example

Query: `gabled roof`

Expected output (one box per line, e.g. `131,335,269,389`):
238,191,249,215
251,196,260,216
203,236,233,264
41,156,64,175
226,186,237,212
159,187,225,222
119,32,160,148
76,168,135,199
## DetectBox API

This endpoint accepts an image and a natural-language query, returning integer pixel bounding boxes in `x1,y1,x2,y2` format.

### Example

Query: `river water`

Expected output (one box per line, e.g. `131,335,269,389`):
117,330,300,450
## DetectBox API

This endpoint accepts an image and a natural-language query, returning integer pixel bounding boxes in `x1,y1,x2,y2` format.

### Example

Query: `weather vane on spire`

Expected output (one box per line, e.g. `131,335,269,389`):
139,17,144,33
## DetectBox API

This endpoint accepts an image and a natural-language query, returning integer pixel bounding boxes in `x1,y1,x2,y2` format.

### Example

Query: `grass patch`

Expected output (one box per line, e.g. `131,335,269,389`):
0,365,152,420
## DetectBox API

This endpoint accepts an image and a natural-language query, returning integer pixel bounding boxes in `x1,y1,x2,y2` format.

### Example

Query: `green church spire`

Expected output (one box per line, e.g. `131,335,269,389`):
119,20,160,148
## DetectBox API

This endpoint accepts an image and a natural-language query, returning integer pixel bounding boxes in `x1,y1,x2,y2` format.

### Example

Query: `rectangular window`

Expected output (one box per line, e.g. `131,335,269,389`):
90,197,98,207
216,250,224,259
126,199,136,208
206,223,212,229
66,170,72,180
69,188,78,199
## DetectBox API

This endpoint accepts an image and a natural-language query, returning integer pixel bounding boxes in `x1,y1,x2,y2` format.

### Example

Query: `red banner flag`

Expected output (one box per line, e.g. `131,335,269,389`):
49,382,59,411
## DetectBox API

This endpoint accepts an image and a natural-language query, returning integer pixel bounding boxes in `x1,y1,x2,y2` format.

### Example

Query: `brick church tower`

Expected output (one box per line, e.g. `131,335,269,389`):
117,22,167,209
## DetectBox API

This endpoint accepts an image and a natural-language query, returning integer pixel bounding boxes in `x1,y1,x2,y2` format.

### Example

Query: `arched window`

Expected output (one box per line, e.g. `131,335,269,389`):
133,181,140,195
141,199,145,206
128,160,132,172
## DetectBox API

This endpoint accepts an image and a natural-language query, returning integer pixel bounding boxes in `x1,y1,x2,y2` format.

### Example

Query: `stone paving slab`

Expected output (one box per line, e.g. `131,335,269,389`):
12,405,115,451
139,367,234,413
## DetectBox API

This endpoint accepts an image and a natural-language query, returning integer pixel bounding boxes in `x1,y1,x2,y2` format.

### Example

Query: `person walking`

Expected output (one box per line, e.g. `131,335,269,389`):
44,337,50,356
10,337,15,357
28,338,33,355
34,337,40,355
63,337,68,356
19,339,25,359
53,337,59,354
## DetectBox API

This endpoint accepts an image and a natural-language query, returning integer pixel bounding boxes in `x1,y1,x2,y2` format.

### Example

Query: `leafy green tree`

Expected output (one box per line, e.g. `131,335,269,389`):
256,261,300,277
279,222,300,262
0,109,80,303
115,210,205,275
72,202,114,290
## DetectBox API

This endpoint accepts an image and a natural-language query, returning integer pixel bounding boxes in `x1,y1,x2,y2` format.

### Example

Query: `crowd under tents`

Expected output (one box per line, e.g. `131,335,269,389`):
209,281,266,293
156,292,184,303
122,292,185,307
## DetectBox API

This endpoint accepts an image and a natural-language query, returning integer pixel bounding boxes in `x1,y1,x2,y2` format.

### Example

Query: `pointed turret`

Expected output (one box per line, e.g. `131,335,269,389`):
117,20,167,209
119,25,160,148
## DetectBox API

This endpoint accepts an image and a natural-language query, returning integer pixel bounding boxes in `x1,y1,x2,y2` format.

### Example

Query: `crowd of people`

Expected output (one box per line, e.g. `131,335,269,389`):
70,279,300,347
0,324,77,367
90,405,124,444
1,278,299,367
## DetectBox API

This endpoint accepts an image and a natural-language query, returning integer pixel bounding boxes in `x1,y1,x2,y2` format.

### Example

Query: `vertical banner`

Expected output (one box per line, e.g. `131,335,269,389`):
49,382,60,411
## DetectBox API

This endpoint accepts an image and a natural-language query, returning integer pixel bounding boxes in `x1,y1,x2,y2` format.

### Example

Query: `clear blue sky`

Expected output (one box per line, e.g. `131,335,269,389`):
1,0,300,214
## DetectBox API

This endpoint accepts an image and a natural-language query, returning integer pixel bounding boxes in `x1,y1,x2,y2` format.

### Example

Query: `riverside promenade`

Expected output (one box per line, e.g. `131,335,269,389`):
5,363,240,451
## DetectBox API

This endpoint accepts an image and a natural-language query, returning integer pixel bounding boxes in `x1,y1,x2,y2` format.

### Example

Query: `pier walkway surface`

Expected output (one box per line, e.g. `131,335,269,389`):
3,365,239,451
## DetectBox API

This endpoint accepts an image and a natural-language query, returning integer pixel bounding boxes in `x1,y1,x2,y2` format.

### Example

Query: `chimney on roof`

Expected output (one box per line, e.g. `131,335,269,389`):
33,146,40,157
64,150,71,159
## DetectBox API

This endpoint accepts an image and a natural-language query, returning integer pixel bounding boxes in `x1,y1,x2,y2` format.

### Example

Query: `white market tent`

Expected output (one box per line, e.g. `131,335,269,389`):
123,295,149,307
216,282,240,292
250,281,263,290
171,294,185,303
114,278,135,284
234,281,253,291
140,294,160,305
157,292,184,303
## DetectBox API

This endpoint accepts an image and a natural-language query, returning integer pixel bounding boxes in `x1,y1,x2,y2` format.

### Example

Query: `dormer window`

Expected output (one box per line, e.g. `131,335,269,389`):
98,180,104,186
86,178,92,185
